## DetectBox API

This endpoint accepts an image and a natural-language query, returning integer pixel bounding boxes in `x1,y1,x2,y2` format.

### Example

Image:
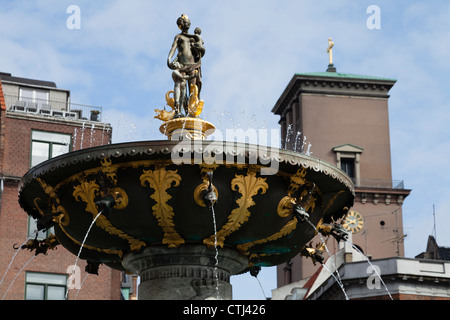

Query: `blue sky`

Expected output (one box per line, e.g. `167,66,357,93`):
2,1,450,299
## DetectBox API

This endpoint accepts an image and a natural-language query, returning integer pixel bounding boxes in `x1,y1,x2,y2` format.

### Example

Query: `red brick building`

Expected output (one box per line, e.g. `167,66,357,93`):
0,72,134,300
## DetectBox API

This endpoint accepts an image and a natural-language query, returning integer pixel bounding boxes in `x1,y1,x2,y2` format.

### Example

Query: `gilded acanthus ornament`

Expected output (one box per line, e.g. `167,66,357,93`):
73,181,100,216
140,166,185,248
203,166,268,248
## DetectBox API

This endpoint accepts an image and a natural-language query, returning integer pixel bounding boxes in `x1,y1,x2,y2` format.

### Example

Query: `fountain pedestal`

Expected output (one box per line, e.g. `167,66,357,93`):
159,117,215,141
123,245,248,300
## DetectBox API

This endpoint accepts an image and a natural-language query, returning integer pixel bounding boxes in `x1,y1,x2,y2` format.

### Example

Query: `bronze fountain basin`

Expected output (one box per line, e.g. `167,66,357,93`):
18,140,354,273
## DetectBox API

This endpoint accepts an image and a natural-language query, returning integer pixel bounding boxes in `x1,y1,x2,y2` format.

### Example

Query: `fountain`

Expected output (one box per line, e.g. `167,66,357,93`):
17,14,355,300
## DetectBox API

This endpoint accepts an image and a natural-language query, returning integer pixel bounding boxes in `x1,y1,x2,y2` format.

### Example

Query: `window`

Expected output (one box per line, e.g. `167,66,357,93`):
25,272,67,300
332,144,363,185
340,158,355,179
31,130,71,167
121,288,130,300
20,87,49,109
121,272,133,300
28,216,54,240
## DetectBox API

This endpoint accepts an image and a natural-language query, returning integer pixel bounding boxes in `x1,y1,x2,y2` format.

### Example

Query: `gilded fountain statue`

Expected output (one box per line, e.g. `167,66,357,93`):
155,13,214,141
18,15,354,300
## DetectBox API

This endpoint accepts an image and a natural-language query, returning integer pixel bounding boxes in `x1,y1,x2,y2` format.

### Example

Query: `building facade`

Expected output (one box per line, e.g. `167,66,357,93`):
272,66,411,287
416,236,450,261
272,238,450,300
0,72,131,300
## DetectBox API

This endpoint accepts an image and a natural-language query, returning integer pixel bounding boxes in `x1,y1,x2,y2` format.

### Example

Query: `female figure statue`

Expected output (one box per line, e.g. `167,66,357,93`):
167,14,205,117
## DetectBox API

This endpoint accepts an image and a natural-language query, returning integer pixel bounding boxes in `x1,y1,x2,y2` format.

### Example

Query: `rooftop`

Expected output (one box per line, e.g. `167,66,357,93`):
416,235,450,261
273,245,450,300
0,72,58,89
0,72,103,122
272,68,397,115
296,71,397,82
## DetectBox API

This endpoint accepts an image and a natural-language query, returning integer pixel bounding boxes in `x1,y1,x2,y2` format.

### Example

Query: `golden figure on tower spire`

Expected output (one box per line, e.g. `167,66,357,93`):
326,37,336,72
327,38,334,65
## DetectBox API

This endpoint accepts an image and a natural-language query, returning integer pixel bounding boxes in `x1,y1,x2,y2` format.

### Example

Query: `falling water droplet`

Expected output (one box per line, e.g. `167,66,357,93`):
2,255,36,300
73,128,78,151
210,206,220,299
346,240,393,300
0,237,30,288
66,211,103,300
89,124,95,147
80,122,86,150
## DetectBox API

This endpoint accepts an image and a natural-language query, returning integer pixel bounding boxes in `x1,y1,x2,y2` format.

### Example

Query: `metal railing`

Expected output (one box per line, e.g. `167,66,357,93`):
353,178,405,189
4,94,102,122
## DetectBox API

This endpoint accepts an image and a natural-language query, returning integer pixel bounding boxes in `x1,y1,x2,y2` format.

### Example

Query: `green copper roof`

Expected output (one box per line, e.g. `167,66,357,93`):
296,71,396,82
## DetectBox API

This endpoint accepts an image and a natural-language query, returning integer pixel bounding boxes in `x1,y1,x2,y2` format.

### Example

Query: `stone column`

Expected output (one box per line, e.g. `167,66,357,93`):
122,245,248,300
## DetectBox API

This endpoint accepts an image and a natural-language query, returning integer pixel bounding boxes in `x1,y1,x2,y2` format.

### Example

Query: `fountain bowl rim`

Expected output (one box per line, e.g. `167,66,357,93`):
19,139,354,194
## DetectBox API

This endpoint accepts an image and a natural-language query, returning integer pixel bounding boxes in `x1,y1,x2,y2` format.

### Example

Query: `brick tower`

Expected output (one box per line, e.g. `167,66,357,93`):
271,52,411,286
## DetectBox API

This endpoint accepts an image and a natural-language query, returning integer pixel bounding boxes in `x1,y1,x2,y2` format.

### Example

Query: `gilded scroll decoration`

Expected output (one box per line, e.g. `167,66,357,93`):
53,205,70,227
58,226,124,258
203,166,268,248
140,166,185,248
277,196,296,218
110,187,129,210
237,218,298,255
241,168,322,260
288,168,307,196
194,164,219,207
277,168,320,218
34,178,123,257
100,157,118,185
73,180,146,251
36,178,70,227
